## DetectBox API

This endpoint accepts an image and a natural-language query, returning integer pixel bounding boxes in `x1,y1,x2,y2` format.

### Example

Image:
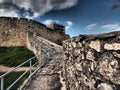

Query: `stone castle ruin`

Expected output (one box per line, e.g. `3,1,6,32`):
0,17,69,47
0,17,120,90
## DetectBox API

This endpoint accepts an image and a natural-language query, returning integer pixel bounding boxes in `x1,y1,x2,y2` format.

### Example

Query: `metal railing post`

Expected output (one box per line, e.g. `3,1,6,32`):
1,77,4,90
0,56,37,90
30,59,32,76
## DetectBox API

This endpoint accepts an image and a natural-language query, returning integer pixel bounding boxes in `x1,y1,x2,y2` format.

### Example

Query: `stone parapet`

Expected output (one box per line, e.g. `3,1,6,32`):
63,31,120,90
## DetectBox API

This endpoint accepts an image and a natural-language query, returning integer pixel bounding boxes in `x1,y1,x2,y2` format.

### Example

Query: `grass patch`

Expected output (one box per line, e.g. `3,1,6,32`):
0,47,37,89
0,71,29,90
0,47,36,67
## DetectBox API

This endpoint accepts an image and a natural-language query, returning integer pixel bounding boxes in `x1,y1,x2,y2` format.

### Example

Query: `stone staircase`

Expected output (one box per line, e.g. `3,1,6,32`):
23,48,65,90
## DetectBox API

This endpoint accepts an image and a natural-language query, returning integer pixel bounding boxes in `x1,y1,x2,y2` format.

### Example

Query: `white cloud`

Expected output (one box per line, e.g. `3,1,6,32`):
0,0,78,19
101,24,119,29
66,21,74,30
85,23,97,30
101,23,120,32
42,19,59,25
85,23,120,32
0,0,4,3
114,28,120,31
0,9,19,17
12,0,31,11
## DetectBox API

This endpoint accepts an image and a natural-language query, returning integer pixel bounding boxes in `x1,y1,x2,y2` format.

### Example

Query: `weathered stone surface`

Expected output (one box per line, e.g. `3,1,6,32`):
0,17,70,90
23,48,65,90
63,31,120,90
72,42,76,48
0,17,69,47
1,17,120,90
86,51,94,61
113,52,120,58
97,83,113,90
89,40,101,52
104,43,120,50
98,53,120,84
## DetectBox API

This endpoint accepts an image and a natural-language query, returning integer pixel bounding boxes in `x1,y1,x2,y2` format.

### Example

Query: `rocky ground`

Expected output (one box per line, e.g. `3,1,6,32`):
24,48,66,90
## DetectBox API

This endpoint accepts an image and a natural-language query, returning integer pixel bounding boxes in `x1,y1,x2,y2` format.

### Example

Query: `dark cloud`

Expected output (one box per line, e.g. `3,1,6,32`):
112,0,120,9
0,0,78,19
112,4,120,9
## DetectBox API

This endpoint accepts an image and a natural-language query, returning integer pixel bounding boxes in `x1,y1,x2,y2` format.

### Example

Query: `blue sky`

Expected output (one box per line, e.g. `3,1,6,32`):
37,0,120,37
0,0,120,37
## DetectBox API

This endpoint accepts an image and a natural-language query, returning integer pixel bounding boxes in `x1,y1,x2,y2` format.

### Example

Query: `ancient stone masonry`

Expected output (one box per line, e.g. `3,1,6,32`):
1,17,120,90
0,17,69,47
0,17,68,90
0,17,69,60
0,17,27,46
63,31,120,90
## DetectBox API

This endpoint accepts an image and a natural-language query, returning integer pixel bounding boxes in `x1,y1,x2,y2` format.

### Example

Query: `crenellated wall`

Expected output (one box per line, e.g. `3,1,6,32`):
63,31,120,90
0,17,69,47
0,17,69,59
0,17,27,46
1,17,120,90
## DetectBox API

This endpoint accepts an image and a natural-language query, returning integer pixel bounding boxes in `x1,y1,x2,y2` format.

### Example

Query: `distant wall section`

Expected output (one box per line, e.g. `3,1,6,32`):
0,17,69,47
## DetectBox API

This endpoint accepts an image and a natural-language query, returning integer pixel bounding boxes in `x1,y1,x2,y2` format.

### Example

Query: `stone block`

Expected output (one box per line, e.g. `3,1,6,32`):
89,40,101,52
104,43,120,50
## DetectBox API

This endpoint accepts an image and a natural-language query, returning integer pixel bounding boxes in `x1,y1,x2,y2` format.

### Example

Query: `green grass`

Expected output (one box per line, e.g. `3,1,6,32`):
0,47,36,66
0,71,29,90
0,47,36,90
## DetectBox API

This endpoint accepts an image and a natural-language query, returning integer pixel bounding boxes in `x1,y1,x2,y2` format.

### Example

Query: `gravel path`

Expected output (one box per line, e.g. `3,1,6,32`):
0,65,36,72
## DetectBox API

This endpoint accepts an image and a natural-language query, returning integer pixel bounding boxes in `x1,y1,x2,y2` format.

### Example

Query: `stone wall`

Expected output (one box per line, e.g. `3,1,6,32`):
0,17,27,46
63,31,120,90
0,17,69,47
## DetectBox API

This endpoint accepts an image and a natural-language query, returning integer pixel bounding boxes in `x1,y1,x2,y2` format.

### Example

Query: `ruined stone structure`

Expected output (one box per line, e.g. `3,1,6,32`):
0,17,69,46
0,17,120,90
63,31,120,90
0,17,70,90
0,17,69,90
0,17,69,57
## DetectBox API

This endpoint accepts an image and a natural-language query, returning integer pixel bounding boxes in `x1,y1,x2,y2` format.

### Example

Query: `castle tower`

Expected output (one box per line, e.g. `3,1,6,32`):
48,23,65,33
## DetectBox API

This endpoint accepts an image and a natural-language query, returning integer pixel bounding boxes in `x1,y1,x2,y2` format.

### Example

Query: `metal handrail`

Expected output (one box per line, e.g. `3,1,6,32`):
18,61,44,90
7,69,30,90
0,56,40,90
0,56,36,79
0,35,54,90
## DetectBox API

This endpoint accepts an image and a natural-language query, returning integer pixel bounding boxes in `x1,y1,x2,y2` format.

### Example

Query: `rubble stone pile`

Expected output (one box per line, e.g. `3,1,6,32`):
63,31,120,90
